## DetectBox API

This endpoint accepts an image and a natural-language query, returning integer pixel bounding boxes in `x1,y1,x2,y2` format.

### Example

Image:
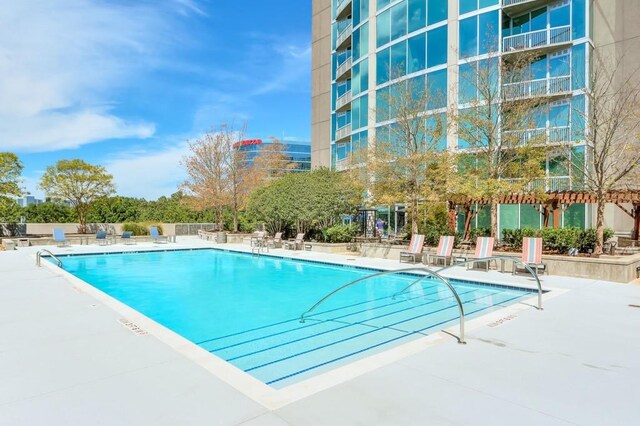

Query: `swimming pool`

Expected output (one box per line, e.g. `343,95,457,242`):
56,249,536,388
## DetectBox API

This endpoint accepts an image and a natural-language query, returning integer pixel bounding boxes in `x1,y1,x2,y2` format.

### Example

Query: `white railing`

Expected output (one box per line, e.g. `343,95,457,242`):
503,176,573,192
503,126,571,145
503,0,543,6
336,23,353,49
503,75,571,100
334,158,349,171
336,56,352,80
335,90,352,111
336,0,352,19
503,25,571,52
335,123,352,141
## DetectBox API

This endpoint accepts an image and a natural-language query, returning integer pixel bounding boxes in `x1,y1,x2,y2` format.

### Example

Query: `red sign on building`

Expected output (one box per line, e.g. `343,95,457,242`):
233,139,263,149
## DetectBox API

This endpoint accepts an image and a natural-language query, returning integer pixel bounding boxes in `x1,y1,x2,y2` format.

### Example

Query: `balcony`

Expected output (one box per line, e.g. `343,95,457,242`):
335,158,350,171
335,56,352,81
335,90,352,112
502,75,571,101
336,0,352,21
502,0,555,18
503,176,574,192
503,26,571,55
503,126,571,146
335,123,352,142
336,23,353,51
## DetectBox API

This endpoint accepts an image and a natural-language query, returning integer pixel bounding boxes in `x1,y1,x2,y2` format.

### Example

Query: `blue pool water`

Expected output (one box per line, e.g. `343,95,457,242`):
57,249,535,388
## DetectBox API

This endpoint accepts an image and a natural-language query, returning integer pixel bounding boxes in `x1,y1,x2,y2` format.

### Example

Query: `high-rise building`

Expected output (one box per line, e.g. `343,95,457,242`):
17,195,42,207
312,0,640,234
234,138,311,172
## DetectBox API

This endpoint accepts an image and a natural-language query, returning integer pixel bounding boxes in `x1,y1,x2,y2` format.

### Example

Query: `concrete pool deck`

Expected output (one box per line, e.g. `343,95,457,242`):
1,238,639,425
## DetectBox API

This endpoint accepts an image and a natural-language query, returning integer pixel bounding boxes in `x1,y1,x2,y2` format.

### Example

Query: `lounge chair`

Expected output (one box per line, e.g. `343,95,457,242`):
467,237,496,271
267,232,283,249
428,236,455,266
149,226,169,244
513,237,547,275
284,233,305,250
95,230,110,246
121,231,136,245
52,228,70,247
399,234,425,263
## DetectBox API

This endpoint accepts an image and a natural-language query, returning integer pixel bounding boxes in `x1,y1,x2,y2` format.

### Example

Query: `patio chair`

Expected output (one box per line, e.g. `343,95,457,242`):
52,228,70,247
284,233,305,250
149,226,169,244
121,231,136,245
399,234,425,263
467,237,496,271
250,231,266,248
95,230,110,246
513,237,547,275
267,232,283,249
428,236,455,266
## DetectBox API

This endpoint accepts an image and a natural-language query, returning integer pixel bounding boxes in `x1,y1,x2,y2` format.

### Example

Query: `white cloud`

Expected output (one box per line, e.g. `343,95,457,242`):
104,141,191,200
0,0,173,152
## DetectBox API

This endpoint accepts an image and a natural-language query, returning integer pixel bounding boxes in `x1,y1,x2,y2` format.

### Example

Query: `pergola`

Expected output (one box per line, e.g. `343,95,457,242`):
448,190,640,240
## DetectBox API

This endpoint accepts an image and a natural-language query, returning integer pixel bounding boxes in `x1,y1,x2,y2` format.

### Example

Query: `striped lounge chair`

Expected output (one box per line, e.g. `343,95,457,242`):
513,237,547,275
428,236,455,266
400,234,425,263
468,237,495,271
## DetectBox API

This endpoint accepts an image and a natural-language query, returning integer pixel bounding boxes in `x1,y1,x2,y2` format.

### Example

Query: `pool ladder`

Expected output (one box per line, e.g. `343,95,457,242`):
36,249,63,267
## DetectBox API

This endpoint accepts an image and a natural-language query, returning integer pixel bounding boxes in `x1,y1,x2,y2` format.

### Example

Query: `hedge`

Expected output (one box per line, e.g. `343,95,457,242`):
122,222,163,236
502,227,614,253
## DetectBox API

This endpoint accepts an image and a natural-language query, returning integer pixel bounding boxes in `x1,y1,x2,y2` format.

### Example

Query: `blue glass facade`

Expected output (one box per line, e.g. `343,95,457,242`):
235,139,311,172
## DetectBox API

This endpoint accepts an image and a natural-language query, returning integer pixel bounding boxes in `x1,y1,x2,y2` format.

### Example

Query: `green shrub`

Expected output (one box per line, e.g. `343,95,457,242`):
322,223,359,243
501,227,615,253
122,222,163,236
541,228,580,253
578,228,614,253
502,228,541,249
469,227,491,240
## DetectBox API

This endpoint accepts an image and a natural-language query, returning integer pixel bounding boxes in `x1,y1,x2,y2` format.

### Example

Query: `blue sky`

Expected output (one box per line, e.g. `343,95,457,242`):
1,0,312,199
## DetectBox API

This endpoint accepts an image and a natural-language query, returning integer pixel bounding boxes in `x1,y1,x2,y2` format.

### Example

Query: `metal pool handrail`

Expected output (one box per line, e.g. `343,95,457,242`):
299,267,466,344
394,256,543,310
36,249,63,268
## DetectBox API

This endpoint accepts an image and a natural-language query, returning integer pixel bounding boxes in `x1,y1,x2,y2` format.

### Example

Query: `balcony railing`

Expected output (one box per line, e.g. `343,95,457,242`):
336,56,352,81
336,0,352,20
336,23,353,51
335,90,352,112
503,176,573,192
503,126,571,145
335,123,352,142
502,75,571,100
335,158,350,171
503,25,571,53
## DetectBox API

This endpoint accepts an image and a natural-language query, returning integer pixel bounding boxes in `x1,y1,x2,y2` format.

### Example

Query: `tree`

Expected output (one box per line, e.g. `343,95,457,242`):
23,202,77,223
566,52,640,254
181,124,255,232
87,196,143,223
455,47,548,239
252,138,296,179
39,159,116,233
246,169,362,235
359,71,450,235
0,153,23,198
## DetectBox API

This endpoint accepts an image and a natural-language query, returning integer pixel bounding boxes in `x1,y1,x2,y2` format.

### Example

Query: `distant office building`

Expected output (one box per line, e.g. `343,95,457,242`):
17,196,42,207
233,138,311,172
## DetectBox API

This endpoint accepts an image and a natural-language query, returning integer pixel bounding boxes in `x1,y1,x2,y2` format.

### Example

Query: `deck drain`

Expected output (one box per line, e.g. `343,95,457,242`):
118,318,148,336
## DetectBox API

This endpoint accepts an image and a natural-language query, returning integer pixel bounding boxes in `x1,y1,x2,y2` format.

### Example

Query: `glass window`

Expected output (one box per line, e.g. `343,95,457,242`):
573,0,586,38
352,62,361,96
564,203,585,229
353,95,361,129
390,1,407,41
377,0,391,10
376,86,390,122
549,153,569,177
530,8,547,31
549,53,570,77
409,74,425,104
408,34,426,73
458,62,476,104
571,95,586,141
533,106,547,128
427,25,447,67
499,204,519,238
360,95,369,129
549,102,569,127
459,0,476,15
427,0,447,24
353,0,361,26
478,11,499,55
531,57,547,80
377,47,390,84
459,16,477,58
427,69,447,109
391,40,407,77
572,43,586,90
479,0,497,8
408,0,426,33
550,3,570,28
511,14,530,35
361,58,369,92
520,205,541,229
377,9,390,47
426,113,447,150
353,28,361,61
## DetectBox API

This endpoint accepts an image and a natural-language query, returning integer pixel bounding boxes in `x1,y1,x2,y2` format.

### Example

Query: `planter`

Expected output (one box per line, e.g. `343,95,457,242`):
215,232,227,243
